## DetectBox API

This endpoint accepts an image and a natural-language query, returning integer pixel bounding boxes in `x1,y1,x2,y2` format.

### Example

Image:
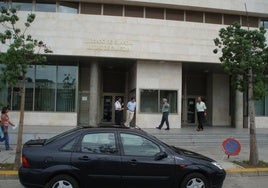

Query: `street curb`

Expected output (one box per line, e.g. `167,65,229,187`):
226,168,268,176
0,168,268,179
0,170,18,180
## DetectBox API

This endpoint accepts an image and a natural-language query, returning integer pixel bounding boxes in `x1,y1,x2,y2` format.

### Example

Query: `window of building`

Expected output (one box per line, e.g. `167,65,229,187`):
103,4,123,16
125,5,144,18
1,64,78,112
241,16,259,27
166,9,184,21
11,0,33,11
224,14,240,25
35,65,56,111
0,1,8,9
35,0,56,12
59,1,78,14
186,11,203,23
56,66,77,112
140,89,177,113
145,7,164,20
24,67,35,110
80,3,101,15
205,12,222,24
260,19,268,29
255,81,268,116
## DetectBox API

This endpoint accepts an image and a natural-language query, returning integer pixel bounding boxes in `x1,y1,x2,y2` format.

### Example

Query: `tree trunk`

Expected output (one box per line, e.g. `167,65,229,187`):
13,76,26,170
248,68,259,166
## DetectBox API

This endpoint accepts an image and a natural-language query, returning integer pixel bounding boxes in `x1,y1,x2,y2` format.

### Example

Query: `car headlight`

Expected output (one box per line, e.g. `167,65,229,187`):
211,162,224,170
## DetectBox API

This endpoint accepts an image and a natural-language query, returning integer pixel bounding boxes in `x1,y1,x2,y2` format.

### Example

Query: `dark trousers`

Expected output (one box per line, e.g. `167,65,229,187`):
158,112,169,129
115,110,122,125
197,112,205,129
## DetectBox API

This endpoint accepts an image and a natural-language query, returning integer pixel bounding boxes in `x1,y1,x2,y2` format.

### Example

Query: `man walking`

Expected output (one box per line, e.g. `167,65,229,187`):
156,98,170,130
196,96,207,131
124,97,136,127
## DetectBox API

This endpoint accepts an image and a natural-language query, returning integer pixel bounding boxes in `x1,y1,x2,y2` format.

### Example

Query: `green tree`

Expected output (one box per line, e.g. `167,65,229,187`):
214,22,268,165
0,6,52,169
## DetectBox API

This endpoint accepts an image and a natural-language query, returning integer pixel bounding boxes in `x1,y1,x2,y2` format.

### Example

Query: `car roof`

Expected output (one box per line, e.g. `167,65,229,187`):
77,125,148,135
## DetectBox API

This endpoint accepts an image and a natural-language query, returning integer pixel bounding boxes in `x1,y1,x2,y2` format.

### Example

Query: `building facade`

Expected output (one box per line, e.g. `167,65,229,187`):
0,0,268,128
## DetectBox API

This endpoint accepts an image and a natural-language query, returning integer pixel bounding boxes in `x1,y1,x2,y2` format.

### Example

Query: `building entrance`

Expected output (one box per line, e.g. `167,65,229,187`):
182,97,197,125
102,94,125,124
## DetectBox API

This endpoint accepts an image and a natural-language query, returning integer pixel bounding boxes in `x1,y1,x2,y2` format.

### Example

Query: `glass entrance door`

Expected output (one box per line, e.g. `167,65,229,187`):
102,94,124,124
187,98,196,124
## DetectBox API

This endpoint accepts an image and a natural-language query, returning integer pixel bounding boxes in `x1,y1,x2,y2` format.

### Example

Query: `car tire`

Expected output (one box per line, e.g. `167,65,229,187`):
45,174,79,188
180,173,209,188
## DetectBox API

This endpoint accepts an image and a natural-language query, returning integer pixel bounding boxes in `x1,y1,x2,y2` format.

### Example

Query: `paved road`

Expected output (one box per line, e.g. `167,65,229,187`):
1,176,268,188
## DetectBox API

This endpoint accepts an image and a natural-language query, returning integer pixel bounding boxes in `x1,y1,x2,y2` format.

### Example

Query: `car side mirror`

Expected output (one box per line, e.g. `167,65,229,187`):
154,151,168,161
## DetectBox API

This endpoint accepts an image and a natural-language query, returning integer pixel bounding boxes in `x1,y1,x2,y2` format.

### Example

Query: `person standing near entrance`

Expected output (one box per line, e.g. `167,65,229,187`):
156,98,170,130
115,97,124,125
124,97,136,127
196,96,207,131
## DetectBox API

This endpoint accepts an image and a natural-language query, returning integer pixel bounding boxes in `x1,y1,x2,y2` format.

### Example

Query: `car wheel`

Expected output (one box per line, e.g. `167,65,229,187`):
45,174,79,188
180,173,209,188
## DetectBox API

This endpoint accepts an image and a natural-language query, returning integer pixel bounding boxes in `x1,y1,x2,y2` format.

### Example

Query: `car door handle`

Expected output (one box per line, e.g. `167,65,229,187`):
78,156,91,161
129,159,137,165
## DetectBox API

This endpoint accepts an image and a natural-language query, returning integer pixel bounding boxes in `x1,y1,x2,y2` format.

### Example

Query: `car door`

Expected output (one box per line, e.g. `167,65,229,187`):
119,132,176,188
71,131,122,188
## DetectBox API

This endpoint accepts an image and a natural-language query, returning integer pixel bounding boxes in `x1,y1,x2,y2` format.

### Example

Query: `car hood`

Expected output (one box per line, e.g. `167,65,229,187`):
170,146,214,162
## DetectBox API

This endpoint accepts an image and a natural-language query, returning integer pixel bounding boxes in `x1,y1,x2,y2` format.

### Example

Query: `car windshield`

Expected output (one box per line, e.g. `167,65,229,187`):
45,127,80,145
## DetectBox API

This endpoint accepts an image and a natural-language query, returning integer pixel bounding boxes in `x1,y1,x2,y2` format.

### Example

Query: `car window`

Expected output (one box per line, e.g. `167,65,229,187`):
81,133,118,155
61,137,79,151
120,133,160,156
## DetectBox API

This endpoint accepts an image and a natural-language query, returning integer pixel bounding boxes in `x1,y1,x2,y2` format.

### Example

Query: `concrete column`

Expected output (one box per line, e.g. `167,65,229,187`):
88,61,99,127
235,90,243,128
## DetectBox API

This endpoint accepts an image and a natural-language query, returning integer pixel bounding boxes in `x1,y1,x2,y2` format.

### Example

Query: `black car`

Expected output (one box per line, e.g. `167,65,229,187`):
19,126,226,188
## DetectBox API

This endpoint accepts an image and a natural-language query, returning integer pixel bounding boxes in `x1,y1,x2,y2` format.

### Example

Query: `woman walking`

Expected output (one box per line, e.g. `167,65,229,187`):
0,107,15,150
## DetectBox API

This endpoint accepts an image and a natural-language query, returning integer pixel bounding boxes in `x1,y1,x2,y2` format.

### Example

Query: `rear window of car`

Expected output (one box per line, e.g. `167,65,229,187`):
45,127,81,145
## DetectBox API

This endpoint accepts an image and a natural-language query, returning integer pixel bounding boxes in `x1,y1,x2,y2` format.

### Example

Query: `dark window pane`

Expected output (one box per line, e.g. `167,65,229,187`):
35,65,56,111
103,4,123,16
24,67,35,110
145,7,164,19
166,9,184,21
36,0,56,12
262,20,268,29
81,3,101,15
56,66,77,112
205,12,222,24
0,1,8,9
125,5,143,18
224,14,240,25
186,11,203,23
0,64,9,108
59,2,78,14
160,90,177,113
242,16,259,27
140,89,158,113
12,0,33,11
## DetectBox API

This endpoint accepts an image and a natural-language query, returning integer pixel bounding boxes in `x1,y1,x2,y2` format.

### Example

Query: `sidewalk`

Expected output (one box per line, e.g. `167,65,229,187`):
0,126,268,178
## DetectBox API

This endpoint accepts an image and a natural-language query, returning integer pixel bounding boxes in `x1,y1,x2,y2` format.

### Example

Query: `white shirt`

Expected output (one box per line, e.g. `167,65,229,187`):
196,101,207,112
115,101,122,110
